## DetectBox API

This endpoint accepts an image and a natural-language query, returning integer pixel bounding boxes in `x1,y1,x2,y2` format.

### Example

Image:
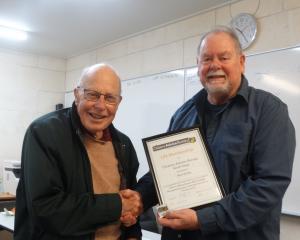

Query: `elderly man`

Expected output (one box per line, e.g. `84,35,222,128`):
134,26,296,240
14,64,142,240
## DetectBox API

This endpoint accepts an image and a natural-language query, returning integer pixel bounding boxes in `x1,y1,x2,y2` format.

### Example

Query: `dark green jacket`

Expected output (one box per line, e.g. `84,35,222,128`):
14,104,141,240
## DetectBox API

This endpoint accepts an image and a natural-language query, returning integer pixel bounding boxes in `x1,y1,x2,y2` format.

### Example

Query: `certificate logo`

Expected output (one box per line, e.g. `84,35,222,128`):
153,137,196,151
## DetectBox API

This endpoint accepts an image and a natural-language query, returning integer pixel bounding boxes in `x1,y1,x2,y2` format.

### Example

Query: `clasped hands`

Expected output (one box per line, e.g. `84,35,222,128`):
119,189,143,227
119,189,200,230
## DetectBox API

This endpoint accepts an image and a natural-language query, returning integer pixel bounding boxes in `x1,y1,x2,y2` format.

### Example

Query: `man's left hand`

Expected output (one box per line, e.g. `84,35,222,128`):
157,209,200,230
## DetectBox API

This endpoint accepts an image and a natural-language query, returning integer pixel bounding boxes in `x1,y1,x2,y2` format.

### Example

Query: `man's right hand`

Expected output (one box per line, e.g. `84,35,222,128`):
119,189,143,227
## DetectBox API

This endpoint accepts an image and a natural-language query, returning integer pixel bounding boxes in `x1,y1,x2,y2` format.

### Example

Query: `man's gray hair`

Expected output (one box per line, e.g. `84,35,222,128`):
196,26,242,56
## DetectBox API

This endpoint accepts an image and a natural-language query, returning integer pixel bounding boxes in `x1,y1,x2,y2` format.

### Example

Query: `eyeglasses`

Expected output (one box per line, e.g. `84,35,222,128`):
78,87,122,105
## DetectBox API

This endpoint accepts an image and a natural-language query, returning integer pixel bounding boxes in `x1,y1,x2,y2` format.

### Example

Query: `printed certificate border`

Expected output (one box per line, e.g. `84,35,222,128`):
142,126,225,210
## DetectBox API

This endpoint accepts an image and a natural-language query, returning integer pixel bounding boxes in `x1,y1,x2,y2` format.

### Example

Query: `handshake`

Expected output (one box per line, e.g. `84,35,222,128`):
119,189,143,227
119,189,200,230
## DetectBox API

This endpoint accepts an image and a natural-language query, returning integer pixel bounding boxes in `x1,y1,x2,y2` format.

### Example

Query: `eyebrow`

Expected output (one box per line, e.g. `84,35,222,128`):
200,50,233,57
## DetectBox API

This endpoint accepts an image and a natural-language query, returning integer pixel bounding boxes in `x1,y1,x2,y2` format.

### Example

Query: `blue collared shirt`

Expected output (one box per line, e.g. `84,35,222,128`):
164,76,296,240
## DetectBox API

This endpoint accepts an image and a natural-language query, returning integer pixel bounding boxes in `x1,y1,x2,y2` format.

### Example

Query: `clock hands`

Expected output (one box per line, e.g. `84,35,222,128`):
234,27,248,43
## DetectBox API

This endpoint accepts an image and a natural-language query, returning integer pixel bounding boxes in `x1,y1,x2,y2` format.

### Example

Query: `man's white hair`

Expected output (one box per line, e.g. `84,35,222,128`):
77,63,121,89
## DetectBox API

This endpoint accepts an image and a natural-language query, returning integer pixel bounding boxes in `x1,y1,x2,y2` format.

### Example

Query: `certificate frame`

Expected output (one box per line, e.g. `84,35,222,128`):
142,126,225,211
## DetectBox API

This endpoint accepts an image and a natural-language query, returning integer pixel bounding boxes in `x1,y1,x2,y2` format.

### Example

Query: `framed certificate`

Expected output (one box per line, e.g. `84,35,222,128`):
142,127,225,211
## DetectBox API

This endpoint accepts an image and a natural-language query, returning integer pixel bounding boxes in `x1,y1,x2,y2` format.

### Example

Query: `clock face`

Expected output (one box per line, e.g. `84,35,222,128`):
230,13,257,50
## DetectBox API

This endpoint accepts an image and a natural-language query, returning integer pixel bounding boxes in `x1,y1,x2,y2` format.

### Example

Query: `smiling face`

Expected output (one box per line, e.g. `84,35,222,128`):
197,31,245,104
74,65,121,137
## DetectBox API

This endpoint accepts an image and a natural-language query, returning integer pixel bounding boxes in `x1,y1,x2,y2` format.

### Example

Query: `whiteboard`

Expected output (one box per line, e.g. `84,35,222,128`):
114,70,185,178
185,67,203,101
246,47,300,216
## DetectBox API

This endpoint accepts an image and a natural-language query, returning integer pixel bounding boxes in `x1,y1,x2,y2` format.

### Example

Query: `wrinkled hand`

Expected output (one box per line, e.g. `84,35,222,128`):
119,189,143,227
157,208,200,230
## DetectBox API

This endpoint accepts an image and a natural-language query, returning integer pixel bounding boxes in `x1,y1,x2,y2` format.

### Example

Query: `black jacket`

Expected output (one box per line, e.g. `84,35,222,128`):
14,104,141,240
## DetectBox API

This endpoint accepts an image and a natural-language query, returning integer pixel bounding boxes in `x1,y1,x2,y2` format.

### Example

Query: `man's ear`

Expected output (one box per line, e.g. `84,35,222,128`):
240,54,246,74
74,88,79,105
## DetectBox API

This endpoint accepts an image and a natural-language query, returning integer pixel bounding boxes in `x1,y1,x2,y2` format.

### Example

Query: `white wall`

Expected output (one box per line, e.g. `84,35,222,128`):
3,0,297,186
0,49,66,188
64,0,300,188
65,0,300,96
64,0,300,184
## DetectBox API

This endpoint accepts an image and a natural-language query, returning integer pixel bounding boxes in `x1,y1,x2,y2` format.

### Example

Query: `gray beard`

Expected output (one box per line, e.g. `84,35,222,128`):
204,82,231,95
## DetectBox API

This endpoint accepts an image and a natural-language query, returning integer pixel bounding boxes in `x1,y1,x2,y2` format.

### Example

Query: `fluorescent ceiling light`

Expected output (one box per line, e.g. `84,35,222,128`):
0,25,28,41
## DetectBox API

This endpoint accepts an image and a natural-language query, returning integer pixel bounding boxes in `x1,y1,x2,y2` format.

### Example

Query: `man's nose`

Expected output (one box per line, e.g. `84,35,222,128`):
94,95,106,109
209,58,221,71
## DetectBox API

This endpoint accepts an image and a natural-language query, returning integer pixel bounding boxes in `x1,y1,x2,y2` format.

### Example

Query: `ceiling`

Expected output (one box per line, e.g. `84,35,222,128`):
0,0,233,59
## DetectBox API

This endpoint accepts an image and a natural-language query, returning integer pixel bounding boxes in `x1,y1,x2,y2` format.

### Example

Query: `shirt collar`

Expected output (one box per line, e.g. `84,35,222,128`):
235,74,249,103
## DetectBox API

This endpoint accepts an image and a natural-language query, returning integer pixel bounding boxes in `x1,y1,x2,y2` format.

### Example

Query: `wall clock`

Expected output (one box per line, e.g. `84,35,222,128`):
230,13,258,50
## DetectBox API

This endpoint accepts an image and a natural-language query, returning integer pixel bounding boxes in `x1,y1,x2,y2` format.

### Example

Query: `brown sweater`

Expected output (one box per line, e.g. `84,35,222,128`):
83,135,121,240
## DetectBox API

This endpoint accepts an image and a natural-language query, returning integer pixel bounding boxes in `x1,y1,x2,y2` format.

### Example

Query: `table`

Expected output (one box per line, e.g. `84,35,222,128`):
0,214,161,239
0,192,16,233
142,229,161,240
0,193,15,201
0,212,14,232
